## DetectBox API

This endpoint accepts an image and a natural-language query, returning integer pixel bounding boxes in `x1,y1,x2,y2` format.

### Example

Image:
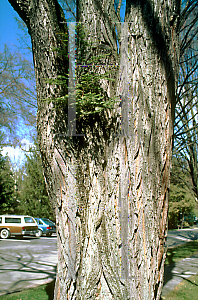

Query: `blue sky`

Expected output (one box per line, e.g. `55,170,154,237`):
0,0,34,167
0,0,22,52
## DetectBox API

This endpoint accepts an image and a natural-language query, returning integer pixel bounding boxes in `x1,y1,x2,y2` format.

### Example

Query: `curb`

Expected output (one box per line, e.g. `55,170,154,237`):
0,278,55,297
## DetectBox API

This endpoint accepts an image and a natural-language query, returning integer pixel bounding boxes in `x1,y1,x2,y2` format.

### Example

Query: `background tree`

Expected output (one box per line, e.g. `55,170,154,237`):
169,157,195,229
14,141,54,219
8,0,180,299
0,44,36,145
173,0,198,200
0,149,15,214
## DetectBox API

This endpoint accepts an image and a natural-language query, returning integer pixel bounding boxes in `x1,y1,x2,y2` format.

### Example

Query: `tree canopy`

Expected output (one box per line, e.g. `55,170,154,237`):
0,149,15,214
14,141,54,219
169,156,196,228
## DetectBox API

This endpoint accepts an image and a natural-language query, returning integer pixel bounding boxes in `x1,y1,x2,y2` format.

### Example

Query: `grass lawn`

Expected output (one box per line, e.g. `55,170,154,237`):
1,241,198,299
165,240,198,266
0,280,55,300
161,273,198,300
162,240,198,299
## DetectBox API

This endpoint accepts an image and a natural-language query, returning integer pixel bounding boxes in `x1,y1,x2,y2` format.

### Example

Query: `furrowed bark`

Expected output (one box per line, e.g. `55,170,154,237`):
122,1,180,298
8,0,180,299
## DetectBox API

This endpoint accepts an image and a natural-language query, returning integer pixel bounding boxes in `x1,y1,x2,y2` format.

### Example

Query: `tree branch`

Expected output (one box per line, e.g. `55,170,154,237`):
8,0,30,30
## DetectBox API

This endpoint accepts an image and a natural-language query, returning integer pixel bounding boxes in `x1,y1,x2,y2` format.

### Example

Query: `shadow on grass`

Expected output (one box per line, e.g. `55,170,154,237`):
45,280,55,300
165,240,198,266
163,241,198,286
163,263,175,286
182,276,198,287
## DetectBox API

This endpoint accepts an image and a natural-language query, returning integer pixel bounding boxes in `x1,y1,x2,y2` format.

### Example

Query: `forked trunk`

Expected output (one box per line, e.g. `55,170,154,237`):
8,0,180,299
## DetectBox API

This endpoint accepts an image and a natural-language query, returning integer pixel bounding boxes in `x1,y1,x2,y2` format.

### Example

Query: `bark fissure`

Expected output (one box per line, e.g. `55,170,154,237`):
8,0,180,298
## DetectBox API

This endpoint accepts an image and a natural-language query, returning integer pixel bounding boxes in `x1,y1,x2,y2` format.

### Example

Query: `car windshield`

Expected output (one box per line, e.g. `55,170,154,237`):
24,217,36,223
42,219,55,226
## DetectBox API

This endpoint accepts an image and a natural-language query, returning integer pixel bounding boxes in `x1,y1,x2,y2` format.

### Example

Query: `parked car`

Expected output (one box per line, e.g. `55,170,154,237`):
34,218,56,237
0,215,38,239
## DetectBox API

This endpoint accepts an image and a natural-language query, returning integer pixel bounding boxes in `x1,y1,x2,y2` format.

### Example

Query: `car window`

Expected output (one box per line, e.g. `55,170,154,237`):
0,217,2,223
42,219,55,226
24,217,36,223
38,220,43,225
5,217,21,223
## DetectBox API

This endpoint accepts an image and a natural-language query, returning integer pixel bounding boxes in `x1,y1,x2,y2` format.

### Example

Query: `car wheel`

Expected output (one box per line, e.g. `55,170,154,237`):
46,233,52,237
0,229,10,239
35,229,42,237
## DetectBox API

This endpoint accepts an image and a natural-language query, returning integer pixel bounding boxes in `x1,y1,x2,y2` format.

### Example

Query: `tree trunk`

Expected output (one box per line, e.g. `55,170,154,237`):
8,0,180,299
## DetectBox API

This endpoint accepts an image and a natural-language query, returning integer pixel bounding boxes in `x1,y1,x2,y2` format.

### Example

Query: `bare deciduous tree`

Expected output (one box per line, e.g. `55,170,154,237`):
173,0,198,201
0,44,36,144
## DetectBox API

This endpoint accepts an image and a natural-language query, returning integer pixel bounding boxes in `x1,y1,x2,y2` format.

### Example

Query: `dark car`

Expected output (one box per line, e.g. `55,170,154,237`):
34,218,56,237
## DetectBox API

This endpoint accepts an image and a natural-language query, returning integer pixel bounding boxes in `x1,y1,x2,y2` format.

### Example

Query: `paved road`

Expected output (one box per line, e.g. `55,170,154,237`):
0,228,198,296
0,235,57,296
162,252,198,298
161,227,198,297
166,227,198,248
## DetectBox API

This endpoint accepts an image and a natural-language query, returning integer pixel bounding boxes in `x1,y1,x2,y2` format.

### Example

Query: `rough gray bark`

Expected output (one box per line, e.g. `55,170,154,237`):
123,1,180,298
8,0,180,299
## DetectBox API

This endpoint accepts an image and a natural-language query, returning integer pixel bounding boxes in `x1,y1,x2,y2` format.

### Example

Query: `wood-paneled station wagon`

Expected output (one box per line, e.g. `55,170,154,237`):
0,215,38,239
